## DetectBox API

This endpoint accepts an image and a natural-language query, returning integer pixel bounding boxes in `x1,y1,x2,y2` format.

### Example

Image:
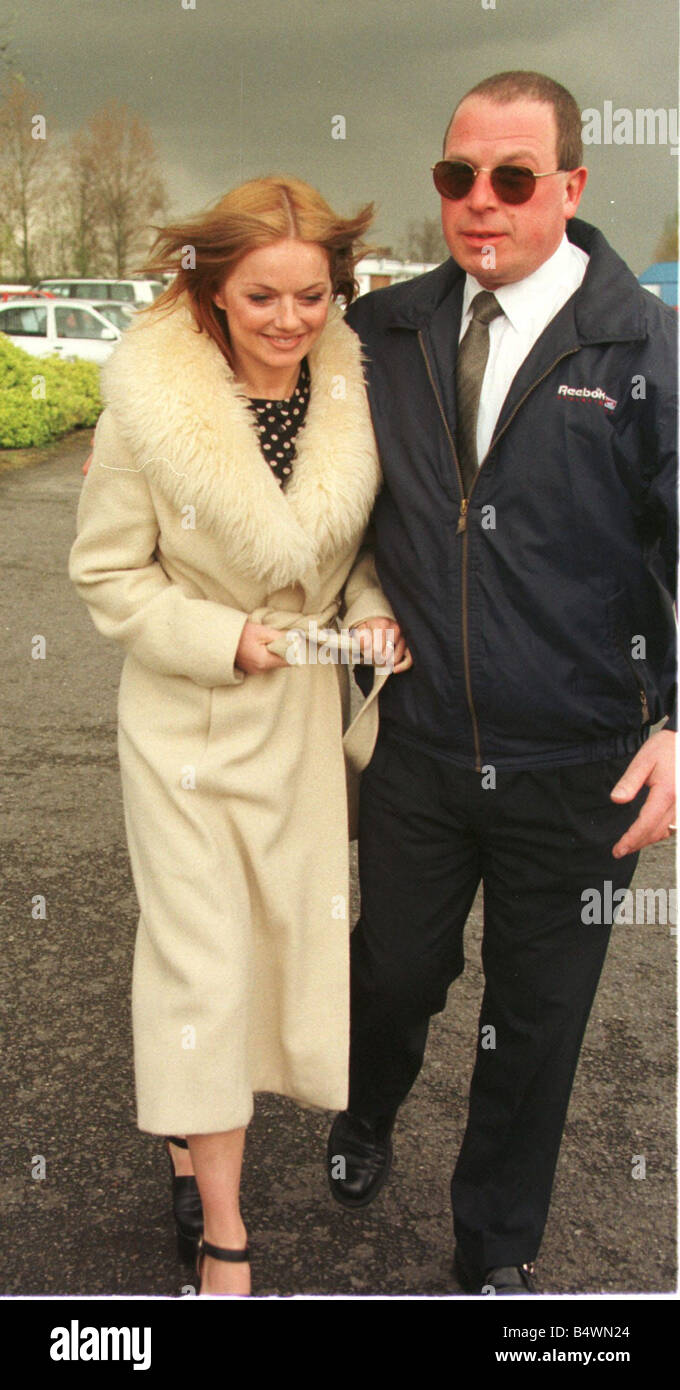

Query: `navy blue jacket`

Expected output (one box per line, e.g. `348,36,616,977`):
347,219,677,769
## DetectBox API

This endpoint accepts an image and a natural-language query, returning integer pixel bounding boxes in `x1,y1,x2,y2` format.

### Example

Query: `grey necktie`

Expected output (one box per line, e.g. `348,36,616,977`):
455,290,504,496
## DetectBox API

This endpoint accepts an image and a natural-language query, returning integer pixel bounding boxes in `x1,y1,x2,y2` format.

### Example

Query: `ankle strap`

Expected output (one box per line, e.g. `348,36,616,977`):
200,1238,249,1263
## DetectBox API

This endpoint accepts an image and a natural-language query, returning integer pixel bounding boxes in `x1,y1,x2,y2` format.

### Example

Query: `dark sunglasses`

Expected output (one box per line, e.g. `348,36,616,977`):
432,160,563,206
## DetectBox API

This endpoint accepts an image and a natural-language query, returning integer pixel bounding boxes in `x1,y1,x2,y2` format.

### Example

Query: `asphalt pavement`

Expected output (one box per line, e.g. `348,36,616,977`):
0,432,676,1299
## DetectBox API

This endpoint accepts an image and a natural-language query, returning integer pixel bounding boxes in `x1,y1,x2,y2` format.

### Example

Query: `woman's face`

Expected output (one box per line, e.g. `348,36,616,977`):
213,238,332,383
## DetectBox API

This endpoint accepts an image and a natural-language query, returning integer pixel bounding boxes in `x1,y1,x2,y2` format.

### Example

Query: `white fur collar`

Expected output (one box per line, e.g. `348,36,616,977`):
101,297,380,591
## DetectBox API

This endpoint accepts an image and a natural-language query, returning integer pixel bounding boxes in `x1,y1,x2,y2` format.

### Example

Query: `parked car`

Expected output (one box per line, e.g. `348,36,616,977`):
0,283,31,298
34,277,165,305
85,299,137,332
0,285,54,302
0,297,120,364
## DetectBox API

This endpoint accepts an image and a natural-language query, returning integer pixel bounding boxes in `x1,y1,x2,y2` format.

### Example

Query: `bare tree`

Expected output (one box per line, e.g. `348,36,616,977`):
0,73,51,280
0,74,168,279
654,212,678,264
81,101,168,275
56,127,104,275
0,18,15,75
399,216,448,264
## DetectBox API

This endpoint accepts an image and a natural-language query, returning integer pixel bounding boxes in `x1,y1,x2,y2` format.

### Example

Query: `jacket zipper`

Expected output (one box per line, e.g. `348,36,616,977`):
617,639,651,724
418,332,481,768
417,332,582,771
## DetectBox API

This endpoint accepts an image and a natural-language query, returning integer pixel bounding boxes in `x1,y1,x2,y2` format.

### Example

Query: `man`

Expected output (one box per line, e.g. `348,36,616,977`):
328,71,677,1295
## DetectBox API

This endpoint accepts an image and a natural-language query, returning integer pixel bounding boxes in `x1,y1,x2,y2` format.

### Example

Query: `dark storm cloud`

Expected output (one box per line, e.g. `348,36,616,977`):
5,0,678,271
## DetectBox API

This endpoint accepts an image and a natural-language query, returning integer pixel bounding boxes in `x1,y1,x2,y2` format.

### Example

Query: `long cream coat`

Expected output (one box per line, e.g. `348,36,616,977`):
69,297,393,1135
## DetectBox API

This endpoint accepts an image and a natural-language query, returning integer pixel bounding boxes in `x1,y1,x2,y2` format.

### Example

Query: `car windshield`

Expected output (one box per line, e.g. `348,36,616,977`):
93,302,134,330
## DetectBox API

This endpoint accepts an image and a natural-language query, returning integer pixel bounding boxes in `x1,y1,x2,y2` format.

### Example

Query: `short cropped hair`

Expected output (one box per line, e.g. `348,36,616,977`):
443,71,584,169
142,175,373,364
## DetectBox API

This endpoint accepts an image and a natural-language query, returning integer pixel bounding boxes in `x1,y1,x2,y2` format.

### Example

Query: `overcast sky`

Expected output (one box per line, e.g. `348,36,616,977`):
5,0,678,273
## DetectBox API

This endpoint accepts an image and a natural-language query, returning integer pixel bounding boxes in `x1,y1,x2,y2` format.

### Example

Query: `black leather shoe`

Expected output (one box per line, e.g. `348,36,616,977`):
327,1111,394,1208
454,1247,538,1295
166,1136,203,1263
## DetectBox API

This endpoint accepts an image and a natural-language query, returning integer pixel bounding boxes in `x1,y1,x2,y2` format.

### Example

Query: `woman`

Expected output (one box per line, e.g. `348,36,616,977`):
69,176,409,1295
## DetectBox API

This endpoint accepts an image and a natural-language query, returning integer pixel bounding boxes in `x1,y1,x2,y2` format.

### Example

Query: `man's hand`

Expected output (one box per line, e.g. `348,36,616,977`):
610,728,677,858
350,616,413,673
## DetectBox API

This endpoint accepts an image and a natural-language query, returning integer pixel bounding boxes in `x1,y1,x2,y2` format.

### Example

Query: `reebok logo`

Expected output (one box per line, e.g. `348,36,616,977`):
557,384,617,410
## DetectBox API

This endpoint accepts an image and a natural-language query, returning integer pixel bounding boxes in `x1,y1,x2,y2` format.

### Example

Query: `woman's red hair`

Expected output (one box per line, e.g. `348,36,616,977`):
142,175,374,363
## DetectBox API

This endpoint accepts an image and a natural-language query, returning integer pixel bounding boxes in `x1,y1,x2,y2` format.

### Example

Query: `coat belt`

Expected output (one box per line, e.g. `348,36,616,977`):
252,603,392,778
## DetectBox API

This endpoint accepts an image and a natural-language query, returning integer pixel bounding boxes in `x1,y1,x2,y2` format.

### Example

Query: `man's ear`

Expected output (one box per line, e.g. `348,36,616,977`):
564,167,588,219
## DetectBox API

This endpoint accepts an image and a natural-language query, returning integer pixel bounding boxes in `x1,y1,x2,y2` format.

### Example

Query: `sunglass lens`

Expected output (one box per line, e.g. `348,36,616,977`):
432,161,474,200
491,166,536,204
433,161,538,205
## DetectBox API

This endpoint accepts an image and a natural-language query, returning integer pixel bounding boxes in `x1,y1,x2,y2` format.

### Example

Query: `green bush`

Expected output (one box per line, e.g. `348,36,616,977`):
0,334,102,448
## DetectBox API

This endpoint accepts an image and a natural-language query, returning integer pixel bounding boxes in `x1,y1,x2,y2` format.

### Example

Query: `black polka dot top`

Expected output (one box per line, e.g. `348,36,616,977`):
246,358,311,488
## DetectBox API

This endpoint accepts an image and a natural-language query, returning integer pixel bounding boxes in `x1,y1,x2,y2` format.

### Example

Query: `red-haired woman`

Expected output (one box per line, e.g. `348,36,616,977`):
69,176,410,1295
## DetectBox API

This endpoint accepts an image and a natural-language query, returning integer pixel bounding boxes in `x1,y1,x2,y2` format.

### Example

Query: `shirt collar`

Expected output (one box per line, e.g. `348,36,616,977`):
462,234,583,334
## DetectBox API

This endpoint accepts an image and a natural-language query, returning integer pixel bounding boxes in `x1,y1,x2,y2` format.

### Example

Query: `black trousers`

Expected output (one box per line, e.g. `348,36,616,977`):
348,726,645,1272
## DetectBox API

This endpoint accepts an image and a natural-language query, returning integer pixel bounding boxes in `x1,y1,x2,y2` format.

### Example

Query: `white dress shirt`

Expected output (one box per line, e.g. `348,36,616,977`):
459,234,590,465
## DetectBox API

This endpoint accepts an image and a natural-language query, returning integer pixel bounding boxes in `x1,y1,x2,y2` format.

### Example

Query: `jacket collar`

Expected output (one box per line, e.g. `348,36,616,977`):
384,219,648,345
101,299,380,592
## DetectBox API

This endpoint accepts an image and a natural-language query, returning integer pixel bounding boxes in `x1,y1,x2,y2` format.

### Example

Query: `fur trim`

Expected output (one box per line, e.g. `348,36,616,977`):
101,298,381,591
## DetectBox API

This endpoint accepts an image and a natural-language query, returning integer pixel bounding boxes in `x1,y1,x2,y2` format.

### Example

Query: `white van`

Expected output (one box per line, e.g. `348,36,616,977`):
34,278,165,306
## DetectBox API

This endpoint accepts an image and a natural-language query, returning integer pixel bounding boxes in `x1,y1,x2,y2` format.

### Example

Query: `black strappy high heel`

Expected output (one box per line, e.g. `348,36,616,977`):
166,1135,203,1264
196,1236,250,1294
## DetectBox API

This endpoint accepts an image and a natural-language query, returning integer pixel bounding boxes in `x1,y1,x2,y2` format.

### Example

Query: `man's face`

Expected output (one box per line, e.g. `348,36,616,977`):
440,96,587,288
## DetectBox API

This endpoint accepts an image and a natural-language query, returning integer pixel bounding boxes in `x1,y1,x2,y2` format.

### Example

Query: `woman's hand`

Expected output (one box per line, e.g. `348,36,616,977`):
350,616,413,673
235,622,289,674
